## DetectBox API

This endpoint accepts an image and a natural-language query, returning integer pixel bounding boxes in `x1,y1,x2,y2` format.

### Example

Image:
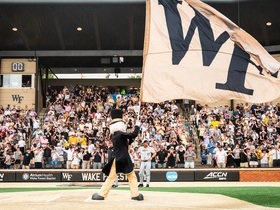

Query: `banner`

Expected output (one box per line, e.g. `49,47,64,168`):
0,170,241,182
151,170,194,182
195,170,239,181
62,172,112,182
0,172,16,182
141,0,280,103
16,172,61,182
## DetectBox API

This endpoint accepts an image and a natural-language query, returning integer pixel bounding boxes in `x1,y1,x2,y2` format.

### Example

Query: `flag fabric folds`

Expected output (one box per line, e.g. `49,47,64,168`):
140,0,280,103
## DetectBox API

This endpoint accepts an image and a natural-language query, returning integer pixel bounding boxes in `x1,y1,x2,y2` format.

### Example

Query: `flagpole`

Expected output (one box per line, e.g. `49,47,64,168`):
137,101,141,121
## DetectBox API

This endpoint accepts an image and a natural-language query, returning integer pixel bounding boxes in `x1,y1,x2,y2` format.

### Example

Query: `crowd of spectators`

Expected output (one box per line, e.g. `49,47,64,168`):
0,85,194,170
193,102,280,168
0,84,279,170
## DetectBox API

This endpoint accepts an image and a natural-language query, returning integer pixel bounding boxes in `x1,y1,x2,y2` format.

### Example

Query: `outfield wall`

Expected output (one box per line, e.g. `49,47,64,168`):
239,170,280,182
0,169,279,182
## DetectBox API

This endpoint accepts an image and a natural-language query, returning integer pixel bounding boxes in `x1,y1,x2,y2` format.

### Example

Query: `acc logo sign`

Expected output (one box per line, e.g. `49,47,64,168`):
166,171,178,182
203,172,227,180
22,173,30,180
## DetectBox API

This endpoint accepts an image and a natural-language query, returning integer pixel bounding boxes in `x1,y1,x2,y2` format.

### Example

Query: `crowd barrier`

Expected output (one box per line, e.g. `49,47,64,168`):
0,169,279,182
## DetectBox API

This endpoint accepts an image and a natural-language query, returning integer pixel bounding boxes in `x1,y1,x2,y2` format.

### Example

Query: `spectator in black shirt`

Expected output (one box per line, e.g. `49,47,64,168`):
22,148,33,169
82,147,92,169
176,145,186,168
156,145,168,168
240,147,249,168
43,145,52,167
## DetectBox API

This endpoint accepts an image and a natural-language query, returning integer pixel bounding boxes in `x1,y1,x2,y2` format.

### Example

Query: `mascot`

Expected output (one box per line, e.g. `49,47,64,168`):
92,109,143,201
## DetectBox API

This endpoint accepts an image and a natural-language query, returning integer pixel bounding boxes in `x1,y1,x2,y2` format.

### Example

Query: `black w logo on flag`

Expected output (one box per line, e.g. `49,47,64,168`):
159,0,268,95
141,0,280,103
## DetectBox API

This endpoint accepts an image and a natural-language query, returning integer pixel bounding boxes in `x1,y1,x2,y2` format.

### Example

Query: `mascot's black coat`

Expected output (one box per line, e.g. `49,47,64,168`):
102,126,139,176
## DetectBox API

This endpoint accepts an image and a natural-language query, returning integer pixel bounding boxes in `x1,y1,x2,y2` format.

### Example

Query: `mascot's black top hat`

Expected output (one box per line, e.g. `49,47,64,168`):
110,109,123,124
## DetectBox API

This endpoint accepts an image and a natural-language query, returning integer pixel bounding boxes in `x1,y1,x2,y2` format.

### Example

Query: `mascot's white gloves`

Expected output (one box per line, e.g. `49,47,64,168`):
135,120,141,127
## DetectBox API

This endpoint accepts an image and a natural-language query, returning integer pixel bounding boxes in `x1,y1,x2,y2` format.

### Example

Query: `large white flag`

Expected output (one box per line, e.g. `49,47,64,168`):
140,0,280,103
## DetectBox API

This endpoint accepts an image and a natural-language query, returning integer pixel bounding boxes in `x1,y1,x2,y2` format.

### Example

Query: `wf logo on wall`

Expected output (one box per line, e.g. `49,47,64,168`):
12,95,24,103
62,173,73,181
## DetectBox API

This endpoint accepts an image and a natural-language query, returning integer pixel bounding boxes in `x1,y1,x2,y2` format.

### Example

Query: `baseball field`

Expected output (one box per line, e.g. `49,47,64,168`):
0,182,279,210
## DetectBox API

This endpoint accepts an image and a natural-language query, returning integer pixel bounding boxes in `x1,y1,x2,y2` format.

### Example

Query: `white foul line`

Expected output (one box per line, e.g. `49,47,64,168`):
46,194,61,203
84,196,92,202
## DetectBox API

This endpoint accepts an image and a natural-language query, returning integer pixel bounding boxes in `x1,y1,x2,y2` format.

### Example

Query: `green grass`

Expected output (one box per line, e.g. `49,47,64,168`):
0,186,279,208
117,186,280,208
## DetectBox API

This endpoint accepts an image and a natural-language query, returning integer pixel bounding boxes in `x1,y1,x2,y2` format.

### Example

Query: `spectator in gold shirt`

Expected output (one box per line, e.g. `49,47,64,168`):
79,133,87,148
68,133,78,146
